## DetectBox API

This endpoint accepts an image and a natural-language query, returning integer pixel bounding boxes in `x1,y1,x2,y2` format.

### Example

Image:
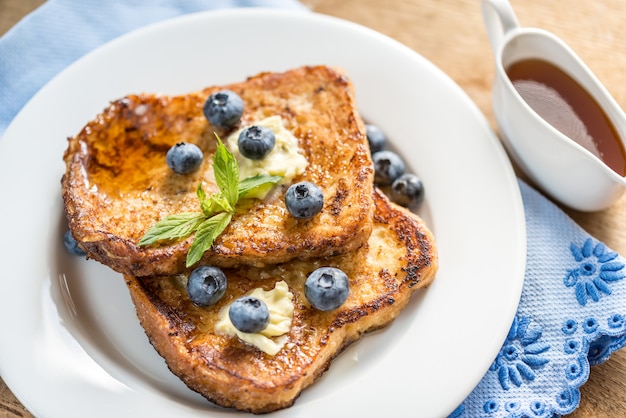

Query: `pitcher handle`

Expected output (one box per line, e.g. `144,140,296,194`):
481,0,520,54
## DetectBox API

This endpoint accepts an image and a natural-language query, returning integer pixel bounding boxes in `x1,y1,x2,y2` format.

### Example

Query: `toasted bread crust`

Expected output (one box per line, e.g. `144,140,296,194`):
125,189,438,414
62,66,374,276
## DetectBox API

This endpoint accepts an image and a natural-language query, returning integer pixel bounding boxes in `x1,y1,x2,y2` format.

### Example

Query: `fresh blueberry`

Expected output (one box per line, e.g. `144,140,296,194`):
305,267,350,311
166,142,203,174
285,181,324,219
203,90,244,129
372,150,405,186
238,125,276,160
365,124,386,154
64,230,86,256
229,296,270,334
390,173,425,208
187,266,227,306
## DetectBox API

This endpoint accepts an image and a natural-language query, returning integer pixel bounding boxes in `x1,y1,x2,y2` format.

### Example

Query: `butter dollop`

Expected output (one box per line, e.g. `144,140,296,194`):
215,280,294,355
226,116,308,199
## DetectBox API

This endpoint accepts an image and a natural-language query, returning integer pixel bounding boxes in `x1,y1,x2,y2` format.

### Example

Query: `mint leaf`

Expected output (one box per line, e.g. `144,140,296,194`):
186,212,233,267
196,181,207,202
196,182,231,216
196,182,214,216
139,134,284,266
213,137,239,208
138,212,205,246
238,174,283,199
206,193,234,214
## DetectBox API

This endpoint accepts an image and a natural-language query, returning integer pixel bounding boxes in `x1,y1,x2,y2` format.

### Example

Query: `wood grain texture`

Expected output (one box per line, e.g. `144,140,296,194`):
1,0,625,416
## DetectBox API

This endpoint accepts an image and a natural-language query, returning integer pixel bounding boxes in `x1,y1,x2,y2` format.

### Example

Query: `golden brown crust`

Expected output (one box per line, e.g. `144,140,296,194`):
62,66,374,276
125,189,438,414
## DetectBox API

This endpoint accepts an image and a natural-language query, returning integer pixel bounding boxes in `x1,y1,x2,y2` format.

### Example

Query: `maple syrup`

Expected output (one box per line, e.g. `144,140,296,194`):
506,58,626,176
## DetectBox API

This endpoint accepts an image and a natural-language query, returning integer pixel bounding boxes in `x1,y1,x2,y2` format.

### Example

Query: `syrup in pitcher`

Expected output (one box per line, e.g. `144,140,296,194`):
506,58,626,176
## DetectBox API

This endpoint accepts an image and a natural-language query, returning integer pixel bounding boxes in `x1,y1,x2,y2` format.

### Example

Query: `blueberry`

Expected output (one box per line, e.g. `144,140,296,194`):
229,296,270,334
285,181,324,219
203,90,244,129
64,230,86,256
238,125,276,160
305,267,350,311
390,173,425,208
187,266,227,306
372,150,405,186
365,124,386,153
166,142,203,174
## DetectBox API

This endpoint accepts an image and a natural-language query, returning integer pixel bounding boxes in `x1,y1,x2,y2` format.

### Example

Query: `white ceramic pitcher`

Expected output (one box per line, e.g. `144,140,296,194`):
482,0,626,211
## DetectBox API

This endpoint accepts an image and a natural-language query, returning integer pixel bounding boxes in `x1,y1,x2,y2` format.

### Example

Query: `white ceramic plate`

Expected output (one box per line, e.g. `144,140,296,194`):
0,9,526,418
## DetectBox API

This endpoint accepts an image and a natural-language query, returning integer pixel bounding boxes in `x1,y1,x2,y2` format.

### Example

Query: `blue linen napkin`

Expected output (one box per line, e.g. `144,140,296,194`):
450,179,626,418
2,2,625,417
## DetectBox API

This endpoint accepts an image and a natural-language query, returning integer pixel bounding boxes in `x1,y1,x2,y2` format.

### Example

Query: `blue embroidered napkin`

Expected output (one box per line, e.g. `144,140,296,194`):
2,2,625,418
450,180,626,418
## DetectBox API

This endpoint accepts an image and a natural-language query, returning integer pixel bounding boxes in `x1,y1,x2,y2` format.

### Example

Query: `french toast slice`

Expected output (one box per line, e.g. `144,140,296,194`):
62,66,375,276
125,189,438,414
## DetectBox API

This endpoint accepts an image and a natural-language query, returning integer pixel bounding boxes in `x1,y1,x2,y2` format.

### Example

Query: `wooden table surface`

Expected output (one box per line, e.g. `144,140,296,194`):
2,0,626,416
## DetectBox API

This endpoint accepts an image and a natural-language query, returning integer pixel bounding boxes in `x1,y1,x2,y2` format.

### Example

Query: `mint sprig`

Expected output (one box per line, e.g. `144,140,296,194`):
138,137,282,267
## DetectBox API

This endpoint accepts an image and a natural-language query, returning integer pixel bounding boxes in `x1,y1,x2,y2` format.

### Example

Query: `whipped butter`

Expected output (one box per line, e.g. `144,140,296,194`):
215,280,294,355
226,116,308,199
